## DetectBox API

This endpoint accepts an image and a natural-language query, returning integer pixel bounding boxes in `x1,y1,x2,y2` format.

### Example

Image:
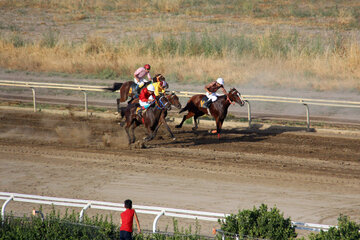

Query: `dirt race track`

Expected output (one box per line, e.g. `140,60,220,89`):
1,108,360,236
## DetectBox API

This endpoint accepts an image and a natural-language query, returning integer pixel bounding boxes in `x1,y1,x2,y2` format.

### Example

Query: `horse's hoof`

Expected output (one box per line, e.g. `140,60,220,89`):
192,127,198,131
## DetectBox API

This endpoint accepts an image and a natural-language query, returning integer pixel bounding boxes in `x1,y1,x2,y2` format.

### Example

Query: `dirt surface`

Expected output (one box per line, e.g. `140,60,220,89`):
1,107,360,236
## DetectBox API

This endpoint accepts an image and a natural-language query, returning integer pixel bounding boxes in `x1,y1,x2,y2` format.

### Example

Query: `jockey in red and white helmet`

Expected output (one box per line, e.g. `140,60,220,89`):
139,84,156,109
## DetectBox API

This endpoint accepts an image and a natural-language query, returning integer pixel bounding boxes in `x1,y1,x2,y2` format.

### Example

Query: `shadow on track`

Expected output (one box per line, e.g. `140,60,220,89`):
148,123,315,147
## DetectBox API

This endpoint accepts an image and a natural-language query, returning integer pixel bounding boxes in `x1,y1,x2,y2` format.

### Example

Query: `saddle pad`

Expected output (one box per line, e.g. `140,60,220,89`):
129,82,137,95
200,96,209,108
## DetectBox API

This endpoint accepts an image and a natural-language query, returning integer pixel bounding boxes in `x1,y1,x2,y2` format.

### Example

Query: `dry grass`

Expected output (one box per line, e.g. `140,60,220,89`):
1,34,359,91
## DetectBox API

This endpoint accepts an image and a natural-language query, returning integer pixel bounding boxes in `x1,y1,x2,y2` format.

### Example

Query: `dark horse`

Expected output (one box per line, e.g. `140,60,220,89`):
120,92,181,143
103,74,166,111
122,95,172,144
175,88,245,138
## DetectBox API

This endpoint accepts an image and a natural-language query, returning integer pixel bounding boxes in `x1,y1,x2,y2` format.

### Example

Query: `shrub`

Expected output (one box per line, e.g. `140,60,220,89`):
308,215,360,240
219,204,297,240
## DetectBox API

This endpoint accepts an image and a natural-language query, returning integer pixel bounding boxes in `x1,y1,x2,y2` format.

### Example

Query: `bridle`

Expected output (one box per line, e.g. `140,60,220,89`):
155,95,171,110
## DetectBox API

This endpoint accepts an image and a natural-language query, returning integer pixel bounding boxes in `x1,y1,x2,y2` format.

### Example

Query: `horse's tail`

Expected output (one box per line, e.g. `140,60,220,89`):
103,82,123,92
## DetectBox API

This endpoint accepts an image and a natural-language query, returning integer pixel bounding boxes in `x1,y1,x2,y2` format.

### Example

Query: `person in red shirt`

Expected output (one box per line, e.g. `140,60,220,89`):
120,199,141,240
137,84,156,117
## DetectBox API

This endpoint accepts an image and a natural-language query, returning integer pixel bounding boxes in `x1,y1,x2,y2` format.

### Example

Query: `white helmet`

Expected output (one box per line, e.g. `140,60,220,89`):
147,84,155,92
216,78,224,85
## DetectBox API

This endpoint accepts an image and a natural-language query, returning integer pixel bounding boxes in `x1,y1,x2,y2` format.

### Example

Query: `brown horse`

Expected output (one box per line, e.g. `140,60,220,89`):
175,88,245,138
104,74,166,111
120,92,181,142
123,95,172,144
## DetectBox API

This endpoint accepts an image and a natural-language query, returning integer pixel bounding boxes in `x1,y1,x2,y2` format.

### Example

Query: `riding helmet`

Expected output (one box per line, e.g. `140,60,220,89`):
216,78,224,85
144,64,151,70
147,84,155,92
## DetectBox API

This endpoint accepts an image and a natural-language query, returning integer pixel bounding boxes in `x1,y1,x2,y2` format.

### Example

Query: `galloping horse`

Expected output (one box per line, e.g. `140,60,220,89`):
122,95,172,144
175,88,245,138
104,74,166,111
120,92,181,142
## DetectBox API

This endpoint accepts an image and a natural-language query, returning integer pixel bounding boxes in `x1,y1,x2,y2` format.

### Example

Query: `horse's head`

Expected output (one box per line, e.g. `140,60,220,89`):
166,92,182,109
153,74,165,82
156,95,172,110
228,88,245,106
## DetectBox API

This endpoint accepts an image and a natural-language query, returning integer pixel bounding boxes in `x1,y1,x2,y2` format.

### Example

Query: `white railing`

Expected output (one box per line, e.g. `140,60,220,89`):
1,80,360,128
0,192,333,233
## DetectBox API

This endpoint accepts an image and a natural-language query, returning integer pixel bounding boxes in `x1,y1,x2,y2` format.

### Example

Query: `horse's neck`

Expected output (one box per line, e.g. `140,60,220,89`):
218,96,231,108
148,104,164,116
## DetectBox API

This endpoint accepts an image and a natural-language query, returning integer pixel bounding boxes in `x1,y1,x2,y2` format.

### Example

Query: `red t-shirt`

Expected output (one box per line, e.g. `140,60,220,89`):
120,209,135,232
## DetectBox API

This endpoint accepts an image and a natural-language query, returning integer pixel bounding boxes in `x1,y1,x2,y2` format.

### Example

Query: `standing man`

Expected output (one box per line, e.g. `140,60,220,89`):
120,199,141,240
134,64,152,92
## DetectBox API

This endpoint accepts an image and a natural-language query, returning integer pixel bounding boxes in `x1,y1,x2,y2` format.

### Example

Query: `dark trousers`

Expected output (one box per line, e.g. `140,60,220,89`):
120,230,133,240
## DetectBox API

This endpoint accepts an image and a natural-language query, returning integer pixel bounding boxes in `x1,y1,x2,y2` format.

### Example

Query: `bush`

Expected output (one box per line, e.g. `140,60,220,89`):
308,214,360,240
219,204,297,240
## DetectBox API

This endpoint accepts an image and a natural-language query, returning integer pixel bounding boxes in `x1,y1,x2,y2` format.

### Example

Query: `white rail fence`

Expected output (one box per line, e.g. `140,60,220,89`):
1,80,360,129
0,192,333,233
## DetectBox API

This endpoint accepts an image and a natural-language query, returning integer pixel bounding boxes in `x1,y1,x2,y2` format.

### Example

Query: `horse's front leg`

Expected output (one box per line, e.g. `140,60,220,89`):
159,115,175,140
213,117,224,139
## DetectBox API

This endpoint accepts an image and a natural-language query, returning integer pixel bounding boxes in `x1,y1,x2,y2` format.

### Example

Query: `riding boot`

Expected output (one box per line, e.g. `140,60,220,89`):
203,99,212,108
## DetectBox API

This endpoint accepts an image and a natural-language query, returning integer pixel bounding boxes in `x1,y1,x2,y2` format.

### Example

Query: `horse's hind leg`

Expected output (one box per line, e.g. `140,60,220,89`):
116,98,121,112
124,125,132,145
175,112,195,129
193,114,201,131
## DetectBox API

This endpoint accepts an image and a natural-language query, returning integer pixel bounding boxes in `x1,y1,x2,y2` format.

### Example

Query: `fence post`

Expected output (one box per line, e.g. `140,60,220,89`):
153,210,165,233
79,202,91,222
1,194,13,223
303,103,310,130
245,100,251,128
82,91,88,116
31,87,36,112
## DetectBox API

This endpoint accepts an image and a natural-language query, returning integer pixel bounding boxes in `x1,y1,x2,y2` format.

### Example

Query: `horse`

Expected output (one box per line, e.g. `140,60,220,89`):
122,95,172,144
103,74,166,112
120,92,181,142
175,88,245,139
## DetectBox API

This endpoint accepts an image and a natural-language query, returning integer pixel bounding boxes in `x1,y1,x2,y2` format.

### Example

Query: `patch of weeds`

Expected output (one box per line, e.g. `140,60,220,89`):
16,8,28,15
96,68,119,79
40,28,59,48
184,118,193,125
9,24,20,32
206,19,224,24
10,33,26,47
303,70,316,79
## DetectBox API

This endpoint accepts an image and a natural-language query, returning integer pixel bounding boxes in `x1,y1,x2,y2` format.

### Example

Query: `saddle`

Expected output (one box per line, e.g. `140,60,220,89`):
200,96,212,108
129,82,151,96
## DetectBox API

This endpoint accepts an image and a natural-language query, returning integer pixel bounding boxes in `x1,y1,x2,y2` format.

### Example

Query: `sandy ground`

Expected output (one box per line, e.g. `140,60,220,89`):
0,108,360,237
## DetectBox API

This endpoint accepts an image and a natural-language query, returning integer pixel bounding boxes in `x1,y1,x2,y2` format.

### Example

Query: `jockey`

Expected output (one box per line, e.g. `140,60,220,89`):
138,84,156,117
203,77,228,108
134,64,152,92
152,79,168,96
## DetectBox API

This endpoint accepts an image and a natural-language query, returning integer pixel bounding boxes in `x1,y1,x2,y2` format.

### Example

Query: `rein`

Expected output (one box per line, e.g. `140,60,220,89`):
155,96,170,110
